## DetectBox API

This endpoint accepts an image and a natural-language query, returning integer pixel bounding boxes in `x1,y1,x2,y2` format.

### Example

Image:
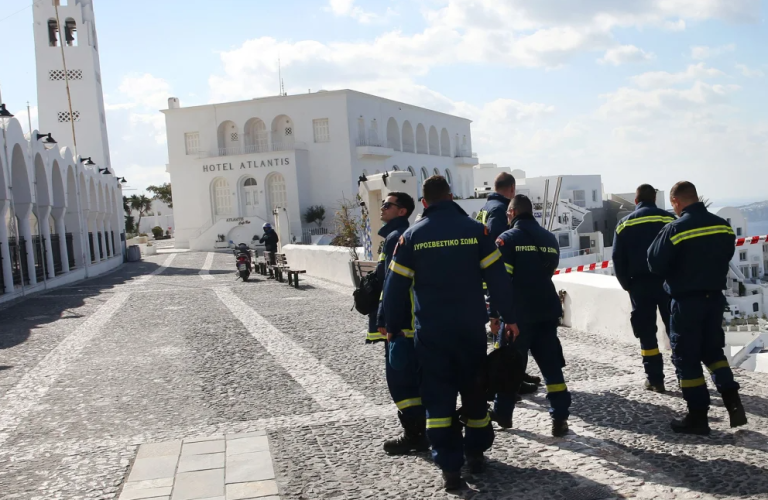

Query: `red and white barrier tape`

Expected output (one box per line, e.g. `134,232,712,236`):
553,234,768,276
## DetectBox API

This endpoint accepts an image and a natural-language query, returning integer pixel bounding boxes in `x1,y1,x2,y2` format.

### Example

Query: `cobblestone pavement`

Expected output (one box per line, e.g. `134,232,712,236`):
3,251,768,499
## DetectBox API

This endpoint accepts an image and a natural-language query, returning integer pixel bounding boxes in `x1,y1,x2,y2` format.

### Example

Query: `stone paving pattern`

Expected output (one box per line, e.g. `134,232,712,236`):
2,251,768,499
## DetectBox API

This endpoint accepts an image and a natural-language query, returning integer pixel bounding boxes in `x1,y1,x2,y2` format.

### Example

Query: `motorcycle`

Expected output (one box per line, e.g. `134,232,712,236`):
233,244,253,281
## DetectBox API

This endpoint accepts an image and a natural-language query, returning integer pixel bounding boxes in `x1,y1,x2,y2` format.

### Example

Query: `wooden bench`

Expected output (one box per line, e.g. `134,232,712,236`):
352,260,378,288
274,253,306,288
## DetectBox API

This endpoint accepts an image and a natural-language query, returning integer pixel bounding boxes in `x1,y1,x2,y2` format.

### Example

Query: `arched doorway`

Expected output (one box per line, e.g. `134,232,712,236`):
241,177,259,217
266,173,287,215
212,177,231,219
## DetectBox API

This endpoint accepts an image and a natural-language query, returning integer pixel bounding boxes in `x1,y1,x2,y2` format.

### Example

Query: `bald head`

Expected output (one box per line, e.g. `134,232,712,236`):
494,172,516,199
670,181,699,216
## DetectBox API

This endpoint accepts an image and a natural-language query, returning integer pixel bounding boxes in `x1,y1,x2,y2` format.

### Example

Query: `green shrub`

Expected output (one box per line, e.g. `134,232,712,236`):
151,226,164,239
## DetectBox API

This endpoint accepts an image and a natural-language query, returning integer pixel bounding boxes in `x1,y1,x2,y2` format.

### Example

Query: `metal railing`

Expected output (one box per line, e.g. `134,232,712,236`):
31,236,45,282
8,237,25,286
88,233,96,263
301,227,330,244
0,242,4,293
51,234,63,275
356,137,385,148
66,233,76,269
200,139,308,158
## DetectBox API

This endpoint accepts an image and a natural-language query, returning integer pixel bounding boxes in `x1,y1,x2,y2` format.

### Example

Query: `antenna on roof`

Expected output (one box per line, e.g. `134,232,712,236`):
278,56,282,96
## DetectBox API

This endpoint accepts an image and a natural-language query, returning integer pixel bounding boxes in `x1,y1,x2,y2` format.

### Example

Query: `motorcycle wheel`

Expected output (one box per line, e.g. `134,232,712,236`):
240,271,250,281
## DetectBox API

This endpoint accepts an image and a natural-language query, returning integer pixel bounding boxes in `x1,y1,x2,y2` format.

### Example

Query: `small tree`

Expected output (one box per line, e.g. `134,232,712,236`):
699,196,712,208
147,183,173,208
130,194,153,235
331,195,363,257
125,215,136,234
304,205,326,228
151,226,164,239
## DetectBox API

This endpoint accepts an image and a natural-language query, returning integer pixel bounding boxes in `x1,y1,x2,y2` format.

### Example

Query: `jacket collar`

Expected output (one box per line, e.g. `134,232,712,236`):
488,192,511,205
635,201,657,210
681,201,707,216
378,215,409,238
511,212,537,228
422,200,468,218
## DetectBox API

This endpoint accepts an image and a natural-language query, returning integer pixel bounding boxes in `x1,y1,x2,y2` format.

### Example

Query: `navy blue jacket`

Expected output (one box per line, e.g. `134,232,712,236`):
612,202,675,290
382,200,516,335
648,202,735,297
375,216,413,332
259,229,279,252
496,213,562,324
476,193,511,241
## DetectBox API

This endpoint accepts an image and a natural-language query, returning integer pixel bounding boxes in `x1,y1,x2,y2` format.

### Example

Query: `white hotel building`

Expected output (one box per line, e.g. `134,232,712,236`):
162,91,479,250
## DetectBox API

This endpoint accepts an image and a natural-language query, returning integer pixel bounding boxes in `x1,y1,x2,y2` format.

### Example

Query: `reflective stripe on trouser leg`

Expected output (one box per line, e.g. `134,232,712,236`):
705,358,737,392
701,295,739,394
630,287,665,384
385,338,424,420
529,322,571,420
669,297,711,410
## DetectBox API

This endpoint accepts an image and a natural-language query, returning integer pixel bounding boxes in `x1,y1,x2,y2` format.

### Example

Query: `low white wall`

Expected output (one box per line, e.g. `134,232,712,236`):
282,245,362,287
553,273,671,351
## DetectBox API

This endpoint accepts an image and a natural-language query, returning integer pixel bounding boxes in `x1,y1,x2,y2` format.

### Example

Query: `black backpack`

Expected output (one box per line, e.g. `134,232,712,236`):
353,271,381,316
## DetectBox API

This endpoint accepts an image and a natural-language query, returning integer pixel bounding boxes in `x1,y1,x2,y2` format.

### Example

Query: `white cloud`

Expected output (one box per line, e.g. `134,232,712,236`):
630,63,726,88
735,63,764,78
598,45,655,66
326,0,389,24
12,105,38,134
117,74,173,110
690,43,736,60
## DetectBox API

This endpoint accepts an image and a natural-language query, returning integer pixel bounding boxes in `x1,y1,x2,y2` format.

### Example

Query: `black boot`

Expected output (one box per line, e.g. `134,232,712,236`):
721,390,748,428
489,409,512,429
644,380,667,394
518,381,538,395
551,418,569,437
465,452,486,474
383,412,430,455
442,471,463,491
670,409,710,435
523,373,542,385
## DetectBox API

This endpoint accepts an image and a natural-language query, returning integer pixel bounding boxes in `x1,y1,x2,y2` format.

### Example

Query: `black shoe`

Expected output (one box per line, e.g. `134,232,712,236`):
489,410,512,429
383,412,430,455
551,418,569,437
670,409,710,435
523,373,542,385
465,452,486,474
518,381,538,395
443,471,463,491
644,380,667,394
515,393,523,402
721,390,748,428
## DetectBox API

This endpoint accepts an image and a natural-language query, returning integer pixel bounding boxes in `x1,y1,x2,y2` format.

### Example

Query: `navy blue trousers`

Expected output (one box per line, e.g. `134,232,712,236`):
416,329,493,472
629,277,671,385
494,321,571,420
670,293,739,410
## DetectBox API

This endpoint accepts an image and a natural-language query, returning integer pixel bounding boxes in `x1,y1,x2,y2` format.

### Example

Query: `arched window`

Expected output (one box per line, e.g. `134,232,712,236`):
428,126,439,156
271,114,294,150
416,124,428,154
407,166,415,177
433,168,440,177
244,118,268,153
420,167,429,184
386,118,400,151
402,121,415,153
213,178,231,217
64,18,77,46
217,120,240,156
266,173,287,213
47,19,59,47
445,169,453,187
754,303,760,313
392,165,399,171
440,128,450,156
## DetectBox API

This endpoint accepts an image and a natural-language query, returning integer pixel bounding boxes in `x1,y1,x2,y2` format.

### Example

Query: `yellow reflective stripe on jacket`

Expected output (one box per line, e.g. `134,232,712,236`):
680,377,706,388
546,383,568,393
670,225,734,245
480,249,502,269
389,261,415,279
505,263,514,275
466,413,491,428
707,360,730,372
366,331,386,342
616,215,675,234
378,252,386,262
641,348,660,356
476,210,488,224
426,417,452,429
396,397,422,410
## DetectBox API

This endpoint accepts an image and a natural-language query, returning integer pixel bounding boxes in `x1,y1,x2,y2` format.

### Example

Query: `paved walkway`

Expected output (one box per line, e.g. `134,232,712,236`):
2,251,768,499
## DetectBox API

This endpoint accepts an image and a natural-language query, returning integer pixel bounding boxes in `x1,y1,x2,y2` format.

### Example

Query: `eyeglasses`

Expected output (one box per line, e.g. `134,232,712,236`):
382,201,402,210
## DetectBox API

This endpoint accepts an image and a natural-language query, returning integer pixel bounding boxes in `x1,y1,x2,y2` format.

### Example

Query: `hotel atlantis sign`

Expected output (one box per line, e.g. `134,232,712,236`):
202,157,290,173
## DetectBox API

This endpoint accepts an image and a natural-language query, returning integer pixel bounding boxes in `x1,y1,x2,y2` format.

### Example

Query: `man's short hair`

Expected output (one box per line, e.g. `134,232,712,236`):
670,181,698,203
422,176,452,205
510,194,533,215
636,184,657,204
494,172,516,191
388,191,415,217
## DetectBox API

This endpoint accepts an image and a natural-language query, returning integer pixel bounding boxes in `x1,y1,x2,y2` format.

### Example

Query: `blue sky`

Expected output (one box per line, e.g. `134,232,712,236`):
1,0,766,205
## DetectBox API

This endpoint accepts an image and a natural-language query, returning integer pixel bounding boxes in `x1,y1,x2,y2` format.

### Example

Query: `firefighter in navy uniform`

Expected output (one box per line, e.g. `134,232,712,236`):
382,176,518,491
491,195,571,437
612,184,676,392
476,172,541,395
364,192,428,455
648,181,747,435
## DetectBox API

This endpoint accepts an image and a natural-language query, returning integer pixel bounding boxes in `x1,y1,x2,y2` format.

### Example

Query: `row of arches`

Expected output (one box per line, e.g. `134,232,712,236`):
363,166,465,199
47,17,78,47
0,117,122,294
385,118,468,157
216,115,293,156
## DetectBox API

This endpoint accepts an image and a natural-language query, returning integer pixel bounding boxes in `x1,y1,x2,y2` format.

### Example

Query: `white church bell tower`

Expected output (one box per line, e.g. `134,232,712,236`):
33,0,112,171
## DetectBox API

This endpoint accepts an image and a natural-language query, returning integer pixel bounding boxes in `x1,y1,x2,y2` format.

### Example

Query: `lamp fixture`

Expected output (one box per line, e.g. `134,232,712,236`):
35,132,57,150
99,168,111,175
382,171,389,187
119,177,127,183
357,174,368,186
81,157,96,166
0,103,14,120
